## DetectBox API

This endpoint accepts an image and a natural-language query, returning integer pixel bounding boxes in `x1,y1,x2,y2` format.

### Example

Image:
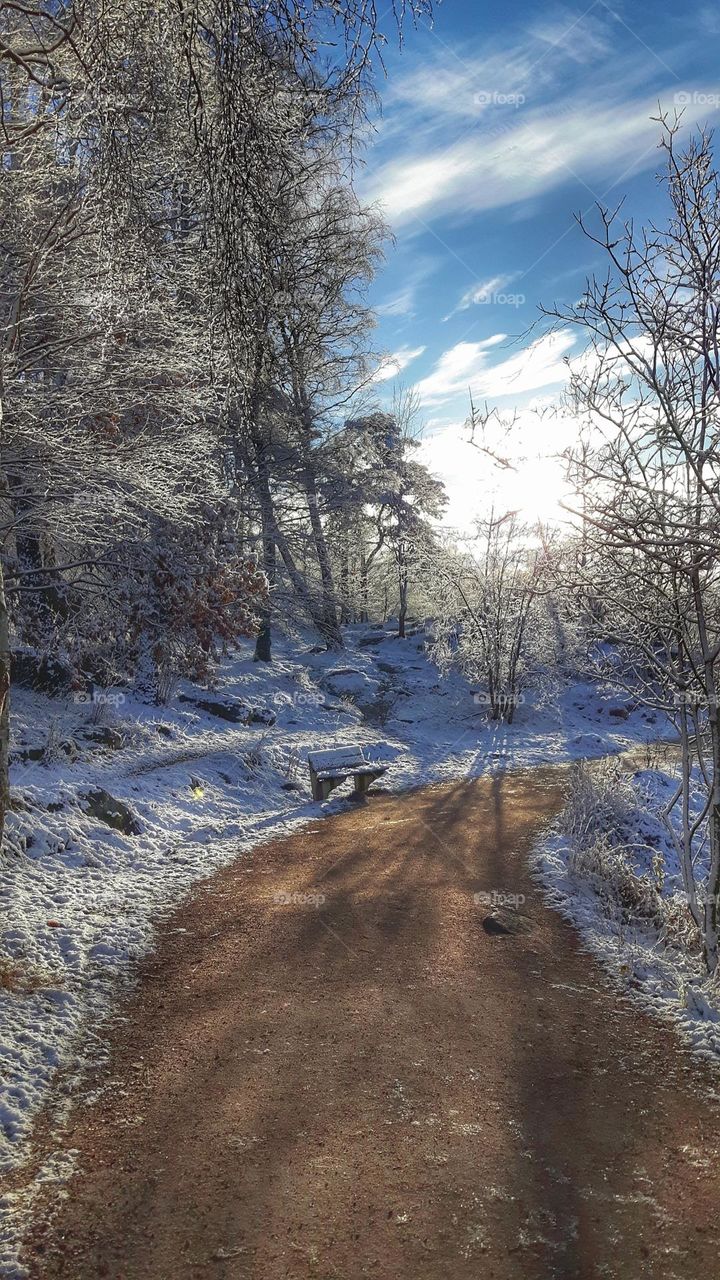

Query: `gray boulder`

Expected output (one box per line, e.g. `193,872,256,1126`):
81,788,141,835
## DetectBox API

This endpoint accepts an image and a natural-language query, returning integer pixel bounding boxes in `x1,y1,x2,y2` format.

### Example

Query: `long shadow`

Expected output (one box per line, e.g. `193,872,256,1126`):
24,773,720,1280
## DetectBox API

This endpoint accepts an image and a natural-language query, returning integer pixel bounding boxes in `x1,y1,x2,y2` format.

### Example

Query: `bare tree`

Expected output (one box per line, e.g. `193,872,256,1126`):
547,120,720,970
428,515,552,723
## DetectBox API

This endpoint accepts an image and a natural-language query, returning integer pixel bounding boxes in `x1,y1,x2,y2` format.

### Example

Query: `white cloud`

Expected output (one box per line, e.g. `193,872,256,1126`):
365,16,718,229
443,274,517,321
413,329,576,404
376,286,417,317
372,344,426,382
527,10,614,63
368,97,677,226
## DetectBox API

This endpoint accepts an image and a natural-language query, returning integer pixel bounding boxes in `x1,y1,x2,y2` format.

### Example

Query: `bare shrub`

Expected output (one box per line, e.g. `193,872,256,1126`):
558,760,701,950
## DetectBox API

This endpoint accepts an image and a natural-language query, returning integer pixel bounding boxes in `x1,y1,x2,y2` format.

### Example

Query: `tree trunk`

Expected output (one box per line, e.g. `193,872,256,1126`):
236,435,331,644
303,465,342,649
359,552,369,624
283,339,343,650
0,439,10,848
253,527,276,663
339,524,350,624
0,554,9,850
397,543,408,639
691,565,720,971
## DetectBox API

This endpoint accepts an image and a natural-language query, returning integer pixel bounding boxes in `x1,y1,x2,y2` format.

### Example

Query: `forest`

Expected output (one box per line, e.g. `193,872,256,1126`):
3,3,720,1278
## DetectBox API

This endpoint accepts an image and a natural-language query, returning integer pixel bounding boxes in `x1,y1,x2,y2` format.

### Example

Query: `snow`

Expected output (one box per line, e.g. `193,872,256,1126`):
0,622,675,1275
307,745,382,776
532,758,720,1070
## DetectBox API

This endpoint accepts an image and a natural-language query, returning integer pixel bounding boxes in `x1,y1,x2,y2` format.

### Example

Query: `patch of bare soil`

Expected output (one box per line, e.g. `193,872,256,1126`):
20,770,720,1278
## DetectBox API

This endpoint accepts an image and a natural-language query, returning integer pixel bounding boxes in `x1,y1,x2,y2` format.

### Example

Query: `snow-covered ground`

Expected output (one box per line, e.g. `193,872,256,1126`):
0,622,671,1274
533,755,720,1069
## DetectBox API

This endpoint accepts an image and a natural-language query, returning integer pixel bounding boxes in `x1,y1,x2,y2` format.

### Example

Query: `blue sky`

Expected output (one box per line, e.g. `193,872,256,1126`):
360,0,720,528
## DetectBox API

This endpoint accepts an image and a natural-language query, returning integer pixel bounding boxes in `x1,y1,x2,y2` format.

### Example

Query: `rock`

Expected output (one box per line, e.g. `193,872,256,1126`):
281,781,302,792
482,909,533,937
482,914,513,936
608,706,629,720
12,651,77,697
81,788,141,835
81,726,125,750
247,706,276,726
321,669,382,713
12,738,78,765
156,724,173,739
179,695,276,726
180,695,245,722
11,747,44,764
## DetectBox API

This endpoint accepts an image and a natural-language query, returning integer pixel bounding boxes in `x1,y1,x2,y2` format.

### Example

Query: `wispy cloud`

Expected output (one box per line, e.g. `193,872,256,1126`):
372,344,426,382
413,330,576,404
376,286,417,317
365,12,710,228
443,273,517,321
368,96,680,226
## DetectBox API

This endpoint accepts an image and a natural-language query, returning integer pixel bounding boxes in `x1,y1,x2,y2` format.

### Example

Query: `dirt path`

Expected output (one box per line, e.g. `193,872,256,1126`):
22,770,720,1279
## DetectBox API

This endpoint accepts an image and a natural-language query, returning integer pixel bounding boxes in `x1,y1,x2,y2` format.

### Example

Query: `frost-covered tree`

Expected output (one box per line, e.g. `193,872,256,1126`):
0,0,433,843
548,121,720,970
428,514,553,723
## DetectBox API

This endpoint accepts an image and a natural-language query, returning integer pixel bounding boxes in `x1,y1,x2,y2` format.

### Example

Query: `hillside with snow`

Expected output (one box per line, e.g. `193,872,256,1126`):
0,622,667,1195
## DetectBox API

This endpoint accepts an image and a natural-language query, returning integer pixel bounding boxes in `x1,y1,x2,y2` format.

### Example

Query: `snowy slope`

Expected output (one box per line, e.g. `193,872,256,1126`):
0,622,671,1274
532,755,720,1069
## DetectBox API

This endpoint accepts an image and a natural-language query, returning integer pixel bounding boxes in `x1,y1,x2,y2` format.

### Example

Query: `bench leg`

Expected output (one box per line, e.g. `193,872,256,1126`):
320,777,348,801
354,774,371,796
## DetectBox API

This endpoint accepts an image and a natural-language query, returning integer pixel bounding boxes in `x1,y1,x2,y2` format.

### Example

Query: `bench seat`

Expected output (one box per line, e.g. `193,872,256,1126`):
307,746,387,801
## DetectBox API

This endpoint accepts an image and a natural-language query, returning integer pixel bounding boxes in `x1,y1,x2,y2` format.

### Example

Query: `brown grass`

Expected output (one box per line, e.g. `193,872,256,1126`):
0,959,61,994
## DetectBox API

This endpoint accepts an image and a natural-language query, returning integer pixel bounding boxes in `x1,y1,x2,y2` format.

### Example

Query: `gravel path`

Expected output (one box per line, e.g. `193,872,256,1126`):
22,769,720,1279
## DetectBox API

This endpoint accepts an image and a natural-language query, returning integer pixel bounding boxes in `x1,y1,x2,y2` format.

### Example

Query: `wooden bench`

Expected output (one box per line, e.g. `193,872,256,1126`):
307,746,387,802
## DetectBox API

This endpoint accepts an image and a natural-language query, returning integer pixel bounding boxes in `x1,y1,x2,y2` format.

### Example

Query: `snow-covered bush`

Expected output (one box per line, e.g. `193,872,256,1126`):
426,516,558,723
556,760,701,953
